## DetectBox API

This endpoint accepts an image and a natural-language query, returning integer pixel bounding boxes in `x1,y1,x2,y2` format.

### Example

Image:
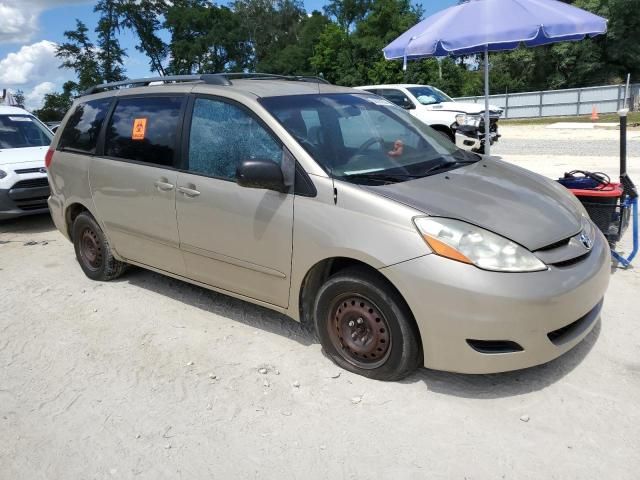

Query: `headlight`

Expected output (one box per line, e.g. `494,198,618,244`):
0,169,6,179
414,217,547,272
455,113,467,125
455,113,481,127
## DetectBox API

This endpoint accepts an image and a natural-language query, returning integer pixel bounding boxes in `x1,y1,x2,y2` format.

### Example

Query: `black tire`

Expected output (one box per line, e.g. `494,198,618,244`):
475,143,486,155
72,212,127,281
313,267,422,381
436,129,454,143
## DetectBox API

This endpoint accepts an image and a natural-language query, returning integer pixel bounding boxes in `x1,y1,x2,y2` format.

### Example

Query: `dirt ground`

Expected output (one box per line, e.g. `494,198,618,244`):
1,125,639,479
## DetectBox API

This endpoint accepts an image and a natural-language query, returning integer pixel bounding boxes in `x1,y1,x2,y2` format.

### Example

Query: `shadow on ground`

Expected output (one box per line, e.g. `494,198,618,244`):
3,212,604,398
0,213,55,235
404,321,600,399
125,267,317,347
124,265,602,399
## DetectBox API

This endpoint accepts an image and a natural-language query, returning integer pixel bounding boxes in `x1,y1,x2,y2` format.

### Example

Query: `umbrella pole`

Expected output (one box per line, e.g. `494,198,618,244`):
484,45,491,155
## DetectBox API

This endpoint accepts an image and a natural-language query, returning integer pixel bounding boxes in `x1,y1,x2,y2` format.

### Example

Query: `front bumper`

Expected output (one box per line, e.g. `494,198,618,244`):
0,179,50,220
455,124,500,151
380,230,611,374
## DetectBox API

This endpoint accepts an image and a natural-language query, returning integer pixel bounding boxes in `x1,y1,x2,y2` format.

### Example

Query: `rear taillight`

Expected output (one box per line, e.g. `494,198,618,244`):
45,148,54,169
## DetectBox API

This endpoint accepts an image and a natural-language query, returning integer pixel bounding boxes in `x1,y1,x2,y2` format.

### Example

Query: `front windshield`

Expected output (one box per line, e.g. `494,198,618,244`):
407,86,453,106
0,114,53,149
260,93,474,184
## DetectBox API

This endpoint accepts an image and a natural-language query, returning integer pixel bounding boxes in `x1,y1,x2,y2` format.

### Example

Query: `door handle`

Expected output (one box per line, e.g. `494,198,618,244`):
178,186,201,198
154,179,175,191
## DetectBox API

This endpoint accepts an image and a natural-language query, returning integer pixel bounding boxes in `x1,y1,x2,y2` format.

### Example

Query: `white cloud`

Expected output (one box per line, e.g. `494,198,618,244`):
0,1,91,44
0,40,59,84
0,4,38,43
24,81,56,110
0,40,74,110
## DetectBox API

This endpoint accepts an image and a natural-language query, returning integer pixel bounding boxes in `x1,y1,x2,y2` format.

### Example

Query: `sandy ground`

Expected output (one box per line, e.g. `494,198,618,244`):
1,125,640,479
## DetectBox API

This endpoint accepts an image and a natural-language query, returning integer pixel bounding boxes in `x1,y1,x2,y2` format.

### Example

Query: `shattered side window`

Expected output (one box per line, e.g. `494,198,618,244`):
188,98,282,180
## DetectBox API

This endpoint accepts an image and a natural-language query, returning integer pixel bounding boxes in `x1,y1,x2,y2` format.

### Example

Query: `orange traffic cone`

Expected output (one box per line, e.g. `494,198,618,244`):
591,105,599,121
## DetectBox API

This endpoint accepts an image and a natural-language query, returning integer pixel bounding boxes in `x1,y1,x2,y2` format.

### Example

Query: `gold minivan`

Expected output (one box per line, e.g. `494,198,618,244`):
47,74,610,380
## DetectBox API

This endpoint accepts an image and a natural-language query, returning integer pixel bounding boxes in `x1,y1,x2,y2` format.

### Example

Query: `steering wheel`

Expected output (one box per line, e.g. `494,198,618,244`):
354,137,386,156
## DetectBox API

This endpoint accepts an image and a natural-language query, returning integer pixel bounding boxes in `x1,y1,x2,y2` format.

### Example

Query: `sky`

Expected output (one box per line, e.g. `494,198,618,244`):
0,0,457,110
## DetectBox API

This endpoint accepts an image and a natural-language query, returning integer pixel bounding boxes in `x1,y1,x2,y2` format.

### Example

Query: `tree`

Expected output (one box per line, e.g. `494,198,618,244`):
324,0,370,32
258,10,331,74
13,89,25,108
232,0,306,71
32,81,76,122
113,0,168,75
56,20,102,93
95,0,127,82
311,0,421,86
164,0,249,74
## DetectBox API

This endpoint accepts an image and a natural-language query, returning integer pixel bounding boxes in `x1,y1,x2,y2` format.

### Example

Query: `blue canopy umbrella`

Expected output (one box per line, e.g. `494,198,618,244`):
383,0,607,155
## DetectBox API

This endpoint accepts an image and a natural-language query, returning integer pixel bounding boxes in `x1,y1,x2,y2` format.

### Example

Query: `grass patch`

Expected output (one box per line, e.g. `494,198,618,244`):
501,111,640,126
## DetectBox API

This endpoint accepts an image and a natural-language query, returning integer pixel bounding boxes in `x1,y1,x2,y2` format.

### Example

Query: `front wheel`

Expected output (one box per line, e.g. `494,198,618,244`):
313,268,422,381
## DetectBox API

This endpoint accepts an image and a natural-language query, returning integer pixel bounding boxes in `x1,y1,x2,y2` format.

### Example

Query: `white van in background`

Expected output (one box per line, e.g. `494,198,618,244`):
0,106,53,219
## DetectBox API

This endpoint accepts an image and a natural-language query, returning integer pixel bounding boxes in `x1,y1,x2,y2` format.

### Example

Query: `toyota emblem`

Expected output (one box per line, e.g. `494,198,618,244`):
580,231,593,250
39,167,47,174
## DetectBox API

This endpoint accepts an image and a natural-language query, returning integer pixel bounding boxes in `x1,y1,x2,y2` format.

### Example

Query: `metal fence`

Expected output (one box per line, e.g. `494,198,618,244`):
455,83,639,119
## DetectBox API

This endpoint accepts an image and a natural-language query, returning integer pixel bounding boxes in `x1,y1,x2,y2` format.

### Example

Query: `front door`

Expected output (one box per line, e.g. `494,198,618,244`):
90,95,186,275
175,96,294,307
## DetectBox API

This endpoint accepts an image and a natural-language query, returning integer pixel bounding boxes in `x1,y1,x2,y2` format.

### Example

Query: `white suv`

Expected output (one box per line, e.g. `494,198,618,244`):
355,84,502,153
0,106,53,220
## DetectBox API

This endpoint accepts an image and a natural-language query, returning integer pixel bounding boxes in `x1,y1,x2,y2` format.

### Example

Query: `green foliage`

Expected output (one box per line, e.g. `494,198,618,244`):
232,0,307,72
56,20,102,93
312,0,421,85
165,0,249,74
94,0,127,83
40,0,640,114
112,0,169,75
33,81,76,122
13,90,25,108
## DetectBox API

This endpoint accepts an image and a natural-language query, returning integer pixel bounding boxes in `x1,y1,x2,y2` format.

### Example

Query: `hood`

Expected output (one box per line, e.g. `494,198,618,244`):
364,159,584,251
427,102,502,115
0,146,48,166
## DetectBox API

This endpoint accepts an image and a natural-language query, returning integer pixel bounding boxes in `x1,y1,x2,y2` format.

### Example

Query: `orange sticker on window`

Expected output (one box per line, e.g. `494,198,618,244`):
132,118,147,140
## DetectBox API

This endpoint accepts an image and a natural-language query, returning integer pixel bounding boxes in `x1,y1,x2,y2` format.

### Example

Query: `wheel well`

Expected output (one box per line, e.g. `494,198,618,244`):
65,203,89,240
430,124,454,142
298,257,415,332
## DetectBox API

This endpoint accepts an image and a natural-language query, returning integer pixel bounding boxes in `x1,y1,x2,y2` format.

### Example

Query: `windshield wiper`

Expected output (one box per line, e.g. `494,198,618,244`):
423,158,478,176
341,172,424,184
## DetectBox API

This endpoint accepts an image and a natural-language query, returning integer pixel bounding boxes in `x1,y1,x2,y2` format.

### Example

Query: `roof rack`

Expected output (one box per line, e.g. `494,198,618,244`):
81,73,329,96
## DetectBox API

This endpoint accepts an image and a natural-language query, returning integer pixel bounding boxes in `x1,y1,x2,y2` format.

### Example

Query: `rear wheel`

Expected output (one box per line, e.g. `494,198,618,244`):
72,212,127,281
313,268,422,381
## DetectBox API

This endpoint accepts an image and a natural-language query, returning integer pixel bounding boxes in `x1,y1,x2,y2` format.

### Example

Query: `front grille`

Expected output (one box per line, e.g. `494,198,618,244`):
536,236,572,251
534,232,591,267
15,167,45,174
479,118,499,133
15,198,49,210
11,177,49,189
551,252,590,268
547,300,603,346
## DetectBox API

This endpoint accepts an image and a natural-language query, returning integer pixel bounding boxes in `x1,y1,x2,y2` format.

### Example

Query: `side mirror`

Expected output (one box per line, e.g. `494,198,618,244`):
236,159,286,192
402,99,416,110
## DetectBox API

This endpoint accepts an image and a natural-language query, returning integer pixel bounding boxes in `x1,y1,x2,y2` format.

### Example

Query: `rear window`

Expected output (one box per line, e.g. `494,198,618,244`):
0,114,52,149
104,96,184,167
59,98,112,154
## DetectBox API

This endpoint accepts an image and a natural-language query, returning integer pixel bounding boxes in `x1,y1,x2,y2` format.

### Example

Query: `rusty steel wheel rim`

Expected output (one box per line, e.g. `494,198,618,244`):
327,294,392,369
80,227,102,271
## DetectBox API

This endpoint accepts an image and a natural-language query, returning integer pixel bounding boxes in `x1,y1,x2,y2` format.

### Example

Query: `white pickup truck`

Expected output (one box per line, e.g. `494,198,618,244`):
355,84,502,154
